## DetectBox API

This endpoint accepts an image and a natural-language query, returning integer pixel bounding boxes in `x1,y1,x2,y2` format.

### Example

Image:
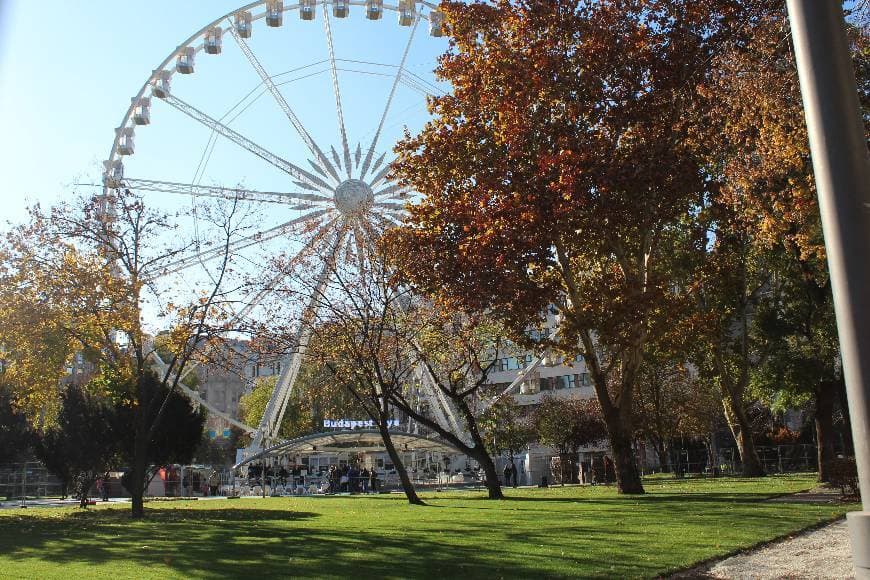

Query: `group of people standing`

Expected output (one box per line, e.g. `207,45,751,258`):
324,464,378,494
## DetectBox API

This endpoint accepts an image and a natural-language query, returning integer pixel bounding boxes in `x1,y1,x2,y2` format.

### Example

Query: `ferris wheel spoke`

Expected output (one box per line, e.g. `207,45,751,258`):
371,209,403,228
373,201,407,212
352,223,369,278
155,209,334,277
227,24,341,184
323,4,353,180
122,177,331,205
373,184,412,200
161,93,333,194
359,12,421,180
368,161,394,190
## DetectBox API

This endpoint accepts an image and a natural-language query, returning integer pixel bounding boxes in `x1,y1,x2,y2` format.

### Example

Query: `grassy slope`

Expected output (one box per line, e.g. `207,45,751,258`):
0,475,857,579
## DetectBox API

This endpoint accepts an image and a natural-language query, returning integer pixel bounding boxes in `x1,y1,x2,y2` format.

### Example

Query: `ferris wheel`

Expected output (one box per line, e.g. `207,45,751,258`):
100,0,455,453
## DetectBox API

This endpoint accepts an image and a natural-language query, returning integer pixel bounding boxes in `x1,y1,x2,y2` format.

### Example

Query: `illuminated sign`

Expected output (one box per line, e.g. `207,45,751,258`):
323,419,400,429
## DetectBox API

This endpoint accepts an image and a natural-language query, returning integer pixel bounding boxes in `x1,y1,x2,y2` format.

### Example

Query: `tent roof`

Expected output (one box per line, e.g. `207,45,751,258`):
235,429,460,467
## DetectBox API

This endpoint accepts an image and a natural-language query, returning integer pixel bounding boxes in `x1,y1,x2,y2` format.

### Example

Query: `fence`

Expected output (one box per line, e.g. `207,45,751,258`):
655,444,818,477
0,463,66,504
230,468,487,497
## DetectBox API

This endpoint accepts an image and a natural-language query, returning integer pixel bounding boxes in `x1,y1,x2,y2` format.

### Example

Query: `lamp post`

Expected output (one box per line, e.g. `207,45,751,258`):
786,2,870,575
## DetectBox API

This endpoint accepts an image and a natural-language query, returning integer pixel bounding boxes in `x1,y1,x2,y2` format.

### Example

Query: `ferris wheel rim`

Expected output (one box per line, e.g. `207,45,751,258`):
103,0,442,173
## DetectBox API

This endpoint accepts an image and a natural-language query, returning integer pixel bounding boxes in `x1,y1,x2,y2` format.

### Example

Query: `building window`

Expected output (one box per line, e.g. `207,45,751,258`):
567,374,577,389
580,373,591,387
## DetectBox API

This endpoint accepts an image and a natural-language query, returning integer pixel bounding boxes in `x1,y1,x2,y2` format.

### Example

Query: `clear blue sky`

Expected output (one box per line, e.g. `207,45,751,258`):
0,0,446,228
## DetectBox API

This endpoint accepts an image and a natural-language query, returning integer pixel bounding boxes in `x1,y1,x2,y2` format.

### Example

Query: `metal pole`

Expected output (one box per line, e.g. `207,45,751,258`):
786,2,870,576
21,464,26,509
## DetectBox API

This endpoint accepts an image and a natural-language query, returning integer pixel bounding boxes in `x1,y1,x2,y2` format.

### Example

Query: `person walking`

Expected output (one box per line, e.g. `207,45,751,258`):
208,470,220,496
360,468,369,493
510,462,519,488
503,462,512,487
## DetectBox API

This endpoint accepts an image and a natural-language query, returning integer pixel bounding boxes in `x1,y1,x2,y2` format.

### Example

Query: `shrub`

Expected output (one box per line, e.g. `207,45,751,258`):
825,457,860,499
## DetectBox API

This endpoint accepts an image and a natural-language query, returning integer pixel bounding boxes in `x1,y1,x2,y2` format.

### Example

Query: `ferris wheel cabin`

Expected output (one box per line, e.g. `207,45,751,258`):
102,159,124,188
267,1,284,26
132,97,151,125
116,127,135,156
333,0,350,18
365,0,383,20
177,46,195,74
429,10,445,37
151,70,171,99
234,11,253,38
299,0,315,21
398,0,415,26
205,26,223,55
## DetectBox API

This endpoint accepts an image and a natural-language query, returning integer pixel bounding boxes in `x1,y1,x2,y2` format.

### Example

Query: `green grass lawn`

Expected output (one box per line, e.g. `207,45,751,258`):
0,475,857,579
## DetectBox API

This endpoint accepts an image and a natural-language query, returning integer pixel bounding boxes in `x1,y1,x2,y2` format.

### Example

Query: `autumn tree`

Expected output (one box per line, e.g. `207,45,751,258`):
385,306,513,500
695,4,867,479
388,0,742,493
533,396,607,484
0,190,245,517
259,235,427,505
479,398,534,461
633,356,696,473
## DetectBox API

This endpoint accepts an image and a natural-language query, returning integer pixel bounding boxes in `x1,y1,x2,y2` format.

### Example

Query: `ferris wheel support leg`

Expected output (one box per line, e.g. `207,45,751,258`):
418,362,467,443
250,233,343,451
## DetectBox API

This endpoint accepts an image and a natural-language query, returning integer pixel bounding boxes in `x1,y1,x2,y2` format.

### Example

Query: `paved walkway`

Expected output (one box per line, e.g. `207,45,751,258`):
704,519,854,579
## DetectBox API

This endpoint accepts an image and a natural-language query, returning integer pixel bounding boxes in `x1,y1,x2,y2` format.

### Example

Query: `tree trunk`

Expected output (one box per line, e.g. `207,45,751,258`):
129,448,147,518
377,422,424,506
722,396,764,477
606,418,645,494
129,408,149,519
709,430,720,475
651,436,671,473
468,446,503,499
78,475,95,509
456,396,503,499
814,381,836,483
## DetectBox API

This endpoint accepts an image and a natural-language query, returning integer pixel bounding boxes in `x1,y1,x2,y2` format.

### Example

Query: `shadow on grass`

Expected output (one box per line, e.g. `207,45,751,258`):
0,482,845,580
0,504,682,579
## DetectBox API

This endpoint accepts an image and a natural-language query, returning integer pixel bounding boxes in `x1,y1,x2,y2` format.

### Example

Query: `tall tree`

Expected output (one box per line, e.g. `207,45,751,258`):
533,396,607,484
385,305,512,500
388,0,740,493
0,385,33,466
261,237,428,505
34,382,123,505
633,356,696,473
479,398,534,462
1,190,243,517
695,3,867,479
691,210,771,477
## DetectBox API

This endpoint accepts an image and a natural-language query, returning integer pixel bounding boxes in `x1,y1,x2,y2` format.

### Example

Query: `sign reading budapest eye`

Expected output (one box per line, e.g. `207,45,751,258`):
323,419,400,429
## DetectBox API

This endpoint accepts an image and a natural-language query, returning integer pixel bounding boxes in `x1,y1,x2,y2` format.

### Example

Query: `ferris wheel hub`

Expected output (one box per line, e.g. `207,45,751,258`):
334,179,374,215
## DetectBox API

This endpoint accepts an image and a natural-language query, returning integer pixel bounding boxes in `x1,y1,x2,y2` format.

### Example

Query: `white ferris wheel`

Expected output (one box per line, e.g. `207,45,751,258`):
100,0,455,455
